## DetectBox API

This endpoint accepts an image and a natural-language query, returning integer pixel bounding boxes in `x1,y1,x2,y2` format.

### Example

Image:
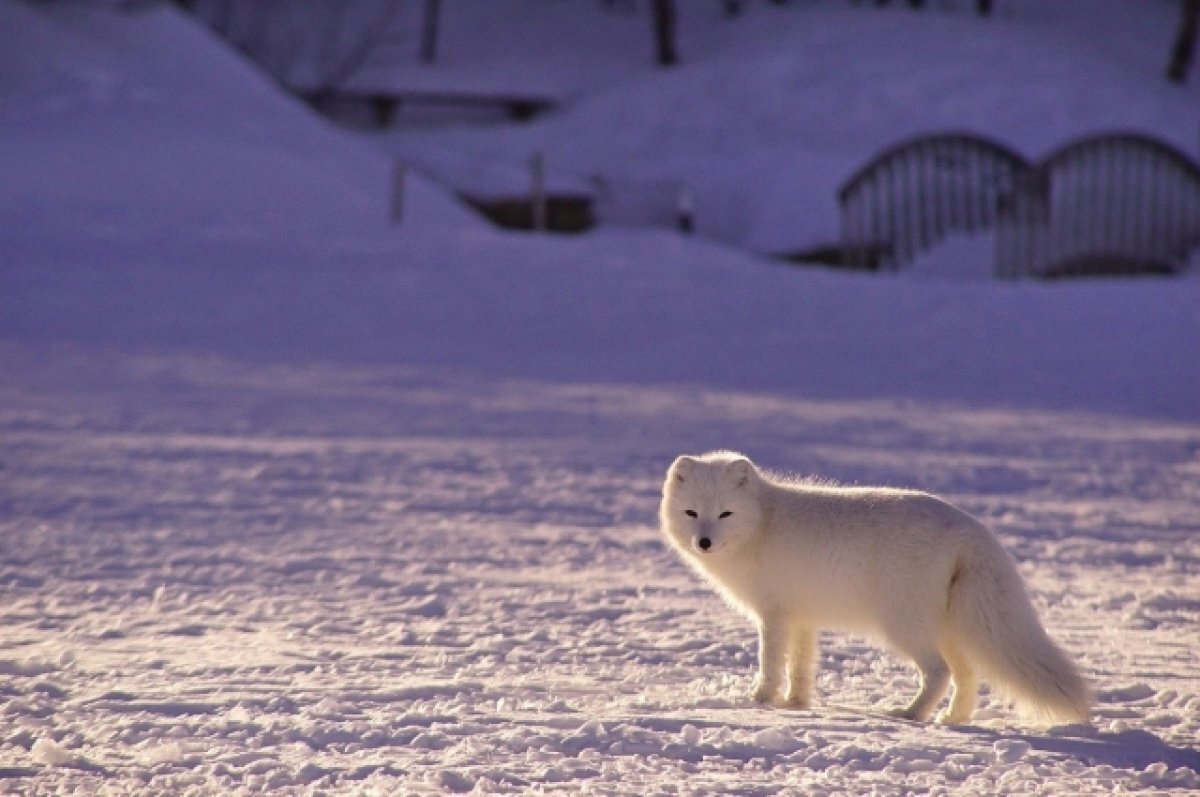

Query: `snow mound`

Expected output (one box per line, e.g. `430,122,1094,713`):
30,739,86,768
0,1,479,237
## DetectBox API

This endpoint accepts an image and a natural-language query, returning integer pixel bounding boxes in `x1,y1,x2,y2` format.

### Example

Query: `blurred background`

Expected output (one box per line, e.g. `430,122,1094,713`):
170,0,1200,273
2,0,1198,414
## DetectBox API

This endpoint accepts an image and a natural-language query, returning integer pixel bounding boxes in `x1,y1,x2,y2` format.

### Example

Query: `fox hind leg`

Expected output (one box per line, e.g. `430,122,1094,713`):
783,626,817,708
879,607,952,721
888,651,950,721
936,639,978,725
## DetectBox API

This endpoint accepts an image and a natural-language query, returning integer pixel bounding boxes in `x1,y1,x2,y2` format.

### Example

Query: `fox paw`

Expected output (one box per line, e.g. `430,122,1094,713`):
751,679,779,705
780,693,812,710
935,709,971,726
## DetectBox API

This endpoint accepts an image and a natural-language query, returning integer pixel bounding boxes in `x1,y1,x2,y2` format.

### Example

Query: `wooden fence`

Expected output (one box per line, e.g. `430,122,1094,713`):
838,131,1200,278
994,133,1200,278
838,133,1030,270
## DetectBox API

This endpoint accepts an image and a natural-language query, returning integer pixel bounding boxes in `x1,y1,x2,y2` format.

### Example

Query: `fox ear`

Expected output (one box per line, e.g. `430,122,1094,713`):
670,455,698,483
727,457,755,488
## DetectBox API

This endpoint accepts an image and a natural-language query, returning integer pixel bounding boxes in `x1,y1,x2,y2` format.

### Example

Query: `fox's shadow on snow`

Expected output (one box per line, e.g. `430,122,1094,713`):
814,704,1197,772
965,725,1200,771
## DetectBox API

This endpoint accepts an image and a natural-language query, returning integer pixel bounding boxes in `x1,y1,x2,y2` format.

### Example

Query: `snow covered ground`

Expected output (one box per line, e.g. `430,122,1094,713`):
1,1,1199,794
3,347,1199,795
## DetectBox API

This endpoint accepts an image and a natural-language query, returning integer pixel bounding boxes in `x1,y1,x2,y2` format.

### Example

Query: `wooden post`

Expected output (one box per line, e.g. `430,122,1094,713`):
420,0,441,64
1167,0,1200,82
676,187,694,233
652,0,678,67
391,161,406,223
530,151,547,231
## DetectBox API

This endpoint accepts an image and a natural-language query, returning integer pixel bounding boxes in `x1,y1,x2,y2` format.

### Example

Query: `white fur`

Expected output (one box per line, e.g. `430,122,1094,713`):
660,451,1091,725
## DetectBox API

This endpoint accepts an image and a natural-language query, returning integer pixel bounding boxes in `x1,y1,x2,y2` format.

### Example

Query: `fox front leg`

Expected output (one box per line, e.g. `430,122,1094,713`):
751,616,788,704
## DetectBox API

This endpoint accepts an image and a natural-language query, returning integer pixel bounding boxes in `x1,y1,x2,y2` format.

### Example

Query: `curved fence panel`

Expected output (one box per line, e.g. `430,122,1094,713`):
838,133,1030,270
995,133,1200,279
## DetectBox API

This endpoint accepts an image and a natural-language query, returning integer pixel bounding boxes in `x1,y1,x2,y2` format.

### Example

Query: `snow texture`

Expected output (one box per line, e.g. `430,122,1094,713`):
1,1,1198,794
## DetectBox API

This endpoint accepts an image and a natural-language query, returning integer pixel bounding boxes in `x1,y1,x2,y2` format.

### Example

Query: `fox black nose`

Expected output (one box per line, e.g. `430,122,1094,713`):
697,537,712,551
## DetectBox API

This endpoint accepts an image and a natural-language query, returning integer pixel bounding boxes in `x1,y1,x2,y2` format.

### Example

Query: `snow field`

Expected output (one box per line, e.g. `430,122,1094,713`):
1,348,1198,794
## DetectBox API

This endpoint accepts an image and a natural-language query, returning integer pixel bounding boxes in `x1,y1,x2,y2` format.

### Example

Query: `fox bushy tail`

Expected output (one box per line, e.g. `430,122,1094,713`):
949,542,1091,724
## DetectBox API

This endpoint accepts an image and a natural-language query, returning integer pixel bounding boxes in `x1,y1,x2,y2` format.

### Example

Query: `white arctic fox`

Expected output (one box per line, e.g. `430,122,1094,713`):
660,451,1090,725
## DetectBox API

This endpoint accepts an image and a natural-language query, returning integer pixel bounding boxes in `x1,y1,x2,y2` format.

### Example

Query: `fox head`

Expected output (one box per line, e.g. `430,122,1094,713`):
660,451,763,559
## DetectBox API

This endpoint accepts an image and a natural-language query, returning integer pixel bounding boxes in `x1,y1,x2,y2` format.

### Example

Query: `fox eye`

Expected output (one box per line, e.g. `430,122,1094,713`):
684,510,698,518
719,511,733,519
